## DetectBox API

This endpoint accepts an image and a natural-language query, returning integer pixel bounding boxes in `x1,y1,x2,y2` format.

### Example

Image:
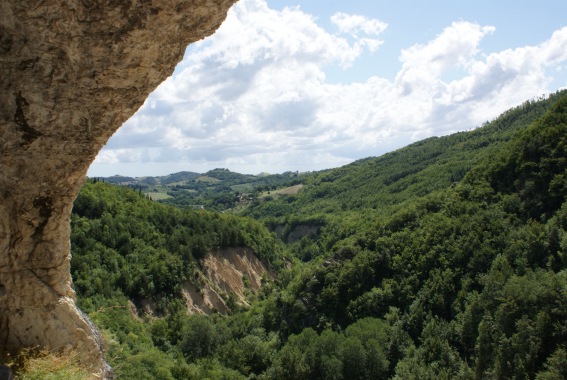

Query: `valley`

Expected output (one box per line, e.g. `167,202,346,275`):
60,91,567,379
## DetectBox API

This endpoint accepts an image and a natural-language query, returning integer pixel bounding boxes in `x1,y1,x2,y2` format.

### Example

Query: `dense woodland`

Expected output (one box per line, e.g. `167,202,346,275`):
70,91,567,379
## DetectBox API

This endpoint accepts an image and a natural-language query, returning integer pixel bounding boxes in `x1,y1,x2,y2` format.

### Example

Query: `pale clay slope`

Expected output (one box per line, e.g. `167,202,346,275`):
187,247,271,314
137,247,271,316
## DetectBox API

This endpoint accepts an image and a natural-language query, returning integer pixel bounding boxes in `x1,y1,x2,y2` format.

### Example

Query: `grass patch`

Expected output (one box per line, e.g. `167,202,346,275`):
145,191,172,200
2,348,92,380
260,184,304,198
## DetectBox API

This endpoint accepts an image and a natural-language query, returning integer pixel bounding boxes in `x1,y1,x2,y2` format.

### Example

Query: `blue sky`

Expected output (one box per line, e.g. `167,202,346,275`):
89,0,567,177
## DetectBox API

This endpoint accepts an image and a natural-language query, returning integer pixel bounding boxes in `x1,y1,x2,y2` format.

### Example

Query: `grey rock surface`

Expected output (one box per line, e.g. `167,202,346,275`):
0,1,236,377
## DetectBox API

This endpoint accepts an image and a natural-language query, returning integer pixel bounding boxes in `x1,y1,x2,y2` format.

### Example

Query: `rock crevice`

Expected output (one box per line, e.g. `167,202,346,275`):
0,1,237,377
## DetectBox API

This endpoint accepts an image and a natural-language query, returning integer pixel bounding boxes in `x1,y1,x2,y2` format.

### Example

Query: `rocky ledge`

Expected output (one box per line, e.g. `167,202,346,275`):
0,1,236,377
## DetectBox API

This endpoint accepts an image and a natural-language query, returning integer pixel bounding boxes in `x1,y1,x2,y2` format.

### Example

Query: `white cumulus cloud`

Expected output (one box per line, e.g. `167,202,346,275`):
90,0,567,177
331,12,388,37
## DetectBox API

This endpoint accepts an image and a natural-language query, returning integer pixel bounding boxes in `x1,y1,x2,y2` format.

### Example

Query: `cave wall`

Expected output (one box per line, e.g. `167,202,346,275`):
0,0,237,377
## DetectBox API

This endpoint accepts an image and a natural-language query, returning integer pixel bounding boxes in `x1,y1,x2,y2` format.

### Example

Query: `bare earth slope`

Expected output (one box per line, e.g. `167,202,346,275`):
183,247,272,314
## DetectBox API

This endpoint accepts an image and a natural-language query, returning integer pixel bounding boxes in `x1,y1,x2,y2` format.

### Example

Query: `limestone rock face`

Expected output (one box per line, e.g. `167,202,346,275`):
0,0,236,377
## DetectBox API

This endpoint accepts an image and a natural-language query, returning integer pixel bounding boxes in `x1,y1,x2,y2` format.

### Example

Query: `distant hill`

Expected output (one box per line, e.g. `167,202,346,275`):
97,168,303,211
204,168,255,182
160,171,201,184
103,175,137,184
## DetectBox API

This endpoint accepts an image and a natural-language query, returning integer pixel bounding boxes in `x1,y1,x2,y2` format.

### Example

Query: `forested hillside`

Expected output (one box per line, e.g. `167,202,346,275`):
243,92,563,222
69,182,286,378
67,91,567,379
257,92,567,379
